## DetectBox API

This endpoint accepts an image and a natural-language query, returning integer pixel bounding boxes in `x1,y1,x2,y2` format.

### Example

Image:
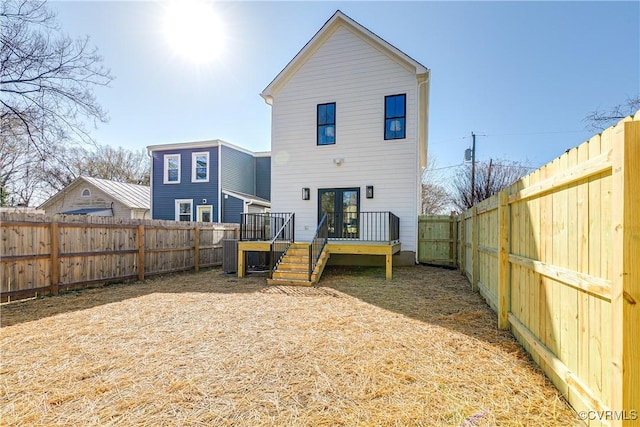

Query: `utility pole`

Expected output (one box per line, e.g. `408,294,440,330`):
470,132,476,206
464,132,482,207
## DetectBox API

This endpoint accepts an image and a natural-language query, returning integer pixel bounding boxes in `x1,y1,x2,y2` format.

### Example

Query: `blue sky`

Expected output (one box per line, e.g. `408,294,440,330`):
49,1,639,177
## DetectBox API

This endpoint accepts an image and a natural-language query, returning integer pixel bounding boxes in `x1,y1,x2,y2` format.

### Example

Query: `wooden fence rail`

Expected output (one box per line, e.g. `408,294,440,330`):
452,112,639,426
1,214,239,302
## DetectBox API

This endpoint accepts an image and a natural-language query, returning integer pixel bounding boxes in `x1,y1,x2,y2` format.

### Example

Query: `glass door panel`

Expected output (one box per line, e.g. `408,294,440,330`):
318,188,360,238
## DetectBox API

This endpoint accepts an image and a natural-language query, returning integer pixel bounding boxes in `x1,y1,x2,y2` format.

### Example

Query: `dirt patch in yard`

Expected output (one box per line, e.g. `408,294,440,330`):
1,265,579,426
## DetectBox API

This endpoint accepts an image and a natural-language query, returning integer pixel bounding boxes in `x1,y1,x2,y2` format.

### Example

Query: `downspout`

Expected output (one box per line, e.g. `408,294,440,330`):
416,70,431,264
147,147,154,220
218,145,222,222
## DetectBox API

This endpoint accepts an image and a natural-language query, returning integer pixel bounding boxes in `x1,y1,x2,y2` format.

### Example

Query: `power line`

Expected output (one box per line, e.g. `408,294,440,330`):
425,163,464,172
430,129,588,146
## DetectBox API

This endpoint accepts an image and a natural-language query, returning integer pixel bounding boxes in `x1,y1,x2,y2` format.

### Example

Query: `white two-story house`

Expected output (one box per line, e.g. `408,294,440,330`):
238,10,429,284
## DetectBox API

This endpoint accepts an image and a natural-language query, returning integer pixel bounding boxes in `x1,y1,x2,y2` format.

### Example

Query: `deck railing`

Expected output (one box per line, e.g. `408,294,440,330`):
268,214,295,278
324,211,400,243
240,211,399,246
308,213,328,281
240,213,292,241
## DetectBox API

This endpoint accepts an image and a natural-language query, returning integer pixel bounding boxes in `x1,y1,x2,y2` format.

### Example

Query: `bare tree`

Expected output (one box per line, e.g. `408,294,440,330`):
1,141,149,206
421,182,450,215
45,144,150,190
449,159,530,211
1,0,113,154
420,155,452,215
1,0,114,205
584,96,640,132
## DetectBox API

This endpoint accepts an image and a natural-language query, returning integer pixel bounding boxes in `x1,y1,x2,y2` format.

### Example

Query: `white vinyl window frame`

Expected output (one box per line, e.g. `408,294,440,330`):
164,154,181,184
175,199,193,222
197,205,213,222
191,152,209,183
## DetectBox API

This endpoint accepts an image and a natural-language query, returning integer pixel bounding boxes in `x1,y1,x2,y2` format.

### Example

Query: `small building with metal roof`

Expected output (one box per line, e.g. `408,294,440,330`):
38,176,150,219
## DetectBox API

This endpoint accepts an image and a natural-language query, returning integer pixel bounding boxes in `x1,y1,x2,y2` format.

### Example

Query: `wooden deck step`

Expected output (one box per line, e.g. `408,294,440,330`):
267,243,329,286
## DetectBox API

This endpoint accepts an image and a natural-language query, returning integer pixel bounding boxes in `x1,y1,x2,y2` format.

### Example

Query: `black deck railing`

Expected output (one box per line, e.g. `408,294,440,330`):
308,213,328,281
267,214,295,278
240,213,293,241
324,211,400,243
240,211,399,244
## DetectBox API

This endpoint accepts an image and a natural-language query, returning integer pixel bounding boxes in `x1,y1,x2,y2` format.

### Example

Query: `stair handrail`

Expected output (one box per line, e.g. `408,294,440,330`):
308,213,329,281
269,213,295,278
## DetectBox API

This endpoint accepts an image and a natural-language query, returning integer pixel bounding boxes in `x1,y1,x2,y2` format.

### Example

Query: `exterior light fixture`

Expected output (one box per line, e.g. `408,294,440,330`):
366,185,374,199
333,158,344,165
302,188,310,200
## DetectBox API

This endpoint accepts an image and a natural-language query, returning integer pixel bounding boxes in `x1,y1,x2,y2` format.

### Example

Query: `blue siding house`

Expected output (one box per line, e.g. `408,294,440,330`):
147,140,270,223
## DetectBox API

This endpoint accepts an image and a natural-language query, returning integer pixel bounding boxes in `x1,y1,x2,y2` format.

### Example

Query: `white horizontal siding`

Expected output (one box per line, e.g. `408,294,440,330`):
271,25,419,252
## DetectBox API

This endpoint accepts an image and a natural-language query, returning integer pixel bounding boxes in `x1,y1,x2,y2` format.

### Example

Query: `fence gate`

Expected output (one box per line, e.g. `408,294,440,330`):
417,215,458,267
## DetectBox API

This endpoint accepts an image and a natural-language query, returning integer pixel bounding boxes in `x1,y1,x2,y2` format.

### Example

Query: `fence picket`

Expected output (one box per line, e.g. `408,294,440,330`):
1,214,238,302
420,112,639,423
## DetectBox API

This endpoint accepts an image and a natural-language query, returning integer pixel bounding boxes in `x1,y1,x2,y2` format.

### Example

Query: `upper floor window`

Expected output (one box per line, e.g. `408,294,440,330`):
317,102,336,146
384,94,406,140
164,154,181,184
192,152,209,182
81,188,91,197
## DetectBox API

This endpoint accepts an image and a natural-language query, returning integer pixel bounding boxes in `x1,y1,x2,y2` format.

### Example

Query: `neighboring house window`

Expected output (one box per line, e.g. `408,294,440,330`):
164,154,181,184
192,152,209,182
384,94,406,140
197,205,213,222
317,102,336,145
175,199,193,222
81,188,91,197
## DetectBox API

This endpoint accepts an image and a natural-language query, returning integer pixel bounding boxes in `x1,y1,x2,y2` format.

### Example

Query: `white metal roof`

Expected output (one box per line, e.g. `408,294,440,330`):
39,176,150,210
80,176,150,210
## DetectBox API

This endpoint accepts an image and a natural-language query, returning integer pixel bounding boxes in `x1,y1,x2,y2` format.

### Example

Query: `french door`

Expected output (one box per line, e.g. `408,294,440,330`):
318,188,360,238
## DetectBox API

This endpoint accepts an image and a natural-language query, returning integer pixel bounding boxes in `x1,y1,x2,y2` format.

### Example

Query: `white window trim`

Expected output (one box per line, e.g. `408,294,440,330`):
164,154,181,184
81,188,91,197
175,199,193,222
191,152,209,183
197,205,213,222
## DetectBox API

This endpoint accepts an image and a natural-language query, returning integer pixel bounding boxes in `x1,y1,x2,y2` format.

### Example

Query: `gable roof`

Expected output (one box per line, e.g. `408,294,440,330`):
260,10,429,104
39,176,150,210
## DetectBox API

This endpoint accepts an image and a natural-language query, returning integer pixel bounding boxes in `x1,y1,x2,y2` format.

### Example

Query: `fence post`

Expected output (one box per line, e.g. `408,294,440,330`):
459,213,465,274
471,206,478,291
137,224,145,281
610,118,639,425
194,226,200,272
498,190,510,330
50,219,59,295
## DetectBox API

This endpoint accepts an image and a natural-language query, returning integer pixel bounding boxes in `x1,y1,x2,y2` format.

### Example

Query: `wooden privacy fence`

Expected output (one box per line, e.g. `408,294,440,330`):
456,113,639,426
417,215,458,267
0,213,239,302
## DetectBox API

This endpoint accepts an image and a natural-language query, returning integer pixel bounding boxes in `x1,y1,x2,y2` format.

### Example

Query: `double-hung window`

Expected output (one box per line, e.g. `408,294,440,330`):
192,152,209,182
317,103,336,145
384,94,406,140
164,154,181,184
175,199,193,222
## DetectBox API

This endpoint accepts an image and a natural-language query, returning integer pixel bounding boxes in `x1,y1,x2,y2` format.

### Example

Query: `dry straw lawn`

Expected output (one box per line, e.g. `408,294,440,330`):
1,265,579,426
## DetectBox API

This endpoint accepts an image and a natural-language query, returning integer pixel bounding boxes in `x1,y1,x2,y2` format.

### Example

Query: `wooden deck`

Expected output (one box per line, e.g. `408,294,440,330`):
237,240,401,281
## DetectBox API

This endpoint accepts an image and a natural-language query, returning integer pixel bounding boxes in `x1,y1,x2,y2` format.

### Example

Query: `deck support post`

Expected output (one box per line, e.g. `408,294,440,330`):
237,247,245,278
385,252,392,280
